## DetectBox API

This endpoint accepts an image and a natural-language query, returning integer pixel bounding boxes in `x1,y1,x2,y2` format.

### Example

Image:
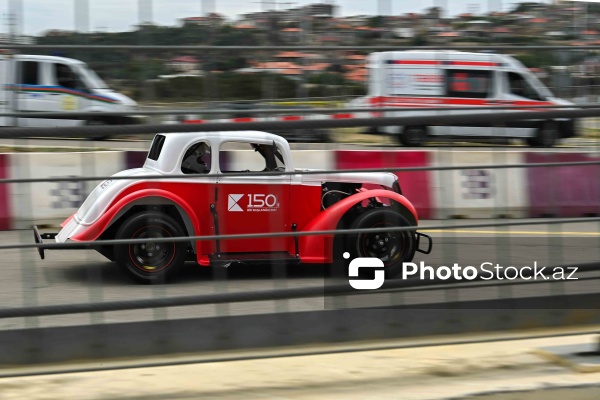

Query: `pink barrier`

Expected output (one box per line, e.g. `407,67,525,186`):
527,153,600,217
0,154,10,230
335,150,433,219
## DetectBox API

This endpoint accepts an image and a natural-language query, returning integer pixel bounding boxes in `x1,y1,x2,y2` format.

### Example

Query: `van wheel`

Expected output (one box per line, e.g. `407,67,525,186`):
399,126,427,147
345,209,416,278
535,121,558,148
526,137,538,146
114,211,187,284
86,119,110,141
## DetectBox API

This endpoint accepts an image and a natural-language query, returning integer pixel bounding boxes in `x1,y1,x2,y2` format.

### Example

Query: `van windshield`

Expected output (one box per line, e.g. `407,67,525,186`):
527,73,554,99
75,64,110,90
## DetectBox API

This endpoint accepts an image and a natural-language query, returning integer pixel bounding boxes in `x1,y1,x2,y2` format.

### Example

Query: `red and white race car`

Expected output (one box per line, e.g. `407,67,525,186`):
34,131,431,283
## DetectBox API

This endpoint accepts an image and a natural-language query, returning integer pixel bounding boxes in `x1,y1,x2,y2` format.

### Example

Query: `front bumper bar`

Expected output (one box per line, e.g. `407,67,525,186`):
416,232,433,254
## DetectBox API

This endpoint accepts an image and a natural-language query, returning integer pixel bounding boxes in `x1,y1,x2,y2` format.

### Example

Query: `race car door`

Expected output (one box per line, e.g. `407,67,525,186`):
216,141,291,254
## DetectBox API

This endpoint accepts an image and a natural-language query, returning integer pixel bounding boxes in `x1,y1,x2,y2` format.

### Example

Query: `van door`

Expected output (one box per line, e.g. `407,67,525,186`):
441,68,496,137
0,56,11,126
15,60,54,127
45,62,89,127
500,71,549,137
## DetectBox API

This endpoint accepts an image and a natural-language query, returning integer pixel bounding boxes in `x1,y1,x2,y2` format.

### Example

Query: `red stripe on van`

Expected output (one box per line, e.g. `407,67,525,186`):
390,60,442,65
448,61,499,67
281,115,302,121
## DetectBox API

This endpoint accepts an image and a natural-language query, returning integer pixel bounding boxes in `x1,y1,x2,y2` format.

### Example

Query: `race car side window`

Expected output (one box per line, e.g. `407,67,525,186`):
148,135,166,161
219,141,265,173
181,141,211,174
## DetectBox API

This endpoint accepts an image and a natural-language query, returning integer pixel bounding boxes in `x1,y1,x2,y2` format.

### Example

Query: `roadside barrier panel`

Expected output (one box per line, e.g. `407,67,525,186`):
125,151,148,169
432,151,528,219
527,152,600,218
335,150,433,220
0,154,10,230
8,152,125,229
291,150,335,171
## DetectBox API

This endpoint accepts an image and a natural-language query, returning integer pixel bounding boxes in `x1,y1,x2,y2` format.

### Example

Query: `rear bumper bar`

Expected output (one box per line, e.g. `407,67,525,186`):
33,226,90,260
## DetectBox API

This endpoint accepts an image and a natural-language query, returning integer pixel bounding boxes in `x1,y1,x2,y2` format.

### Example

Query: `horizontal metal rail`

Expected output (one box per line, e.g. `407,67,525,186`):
4,103,600,118
0,261,597,319
3,328,598,378
2,108,600,139
3,44,600,51
2,160,599,185
9,217,600,251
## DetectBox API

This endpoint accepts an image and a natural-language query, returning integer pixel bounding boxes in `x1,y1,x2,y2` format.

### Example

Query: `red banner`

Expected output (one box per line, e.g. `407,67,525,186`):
335,150,433,220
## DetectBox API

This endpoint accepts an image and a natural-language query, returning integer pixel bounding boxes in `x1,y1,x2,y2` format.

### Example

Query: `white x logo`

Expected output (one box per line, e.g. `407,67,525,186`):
228,194,244,212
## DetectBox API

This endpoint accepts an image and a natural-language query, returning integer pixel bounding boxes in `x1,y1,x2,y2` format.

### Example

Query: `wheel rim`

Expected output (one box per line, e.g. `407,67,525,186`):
357,222,410,265
128,225,175,273
405,127,425,145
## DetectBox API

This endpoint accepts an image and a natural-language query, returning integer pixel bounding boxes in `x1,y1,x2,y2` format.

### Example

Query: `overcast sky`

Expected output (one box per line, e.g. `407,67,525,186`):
0,0,562,36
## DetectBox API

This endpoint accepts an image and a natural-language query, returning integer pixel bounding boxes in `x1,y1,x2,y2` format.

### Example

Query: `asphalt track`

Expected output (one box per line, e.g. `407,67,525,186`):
0,219,598,331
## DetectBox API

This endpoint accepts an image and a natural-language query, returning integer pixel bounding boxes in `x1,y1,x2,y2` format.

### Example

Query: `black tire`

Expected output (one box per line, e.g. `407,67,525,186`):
86,119,110,141
534,121,558,148
345,209,416,278
525,137,539,147
399,126,427,147
114,212,187,284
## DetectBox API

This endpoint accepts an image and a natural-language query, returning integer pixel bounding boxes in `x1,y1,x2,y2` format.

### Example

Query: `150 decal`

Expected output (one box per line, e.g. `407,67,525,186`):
228,194,280,212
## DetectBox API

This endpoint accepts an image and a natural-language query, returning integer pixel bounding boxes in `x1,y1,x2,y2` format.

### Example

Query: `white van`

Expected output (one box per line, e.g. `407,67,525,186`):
352,50,575,147
0,53,140,128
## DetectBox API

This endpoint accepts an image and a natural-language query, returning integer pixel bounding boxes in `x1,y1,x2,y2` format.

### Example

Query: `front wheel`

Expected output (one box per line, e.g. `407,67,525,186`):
534,121,558,148
399,126,427,147
345,209,416,278
114,211,188,284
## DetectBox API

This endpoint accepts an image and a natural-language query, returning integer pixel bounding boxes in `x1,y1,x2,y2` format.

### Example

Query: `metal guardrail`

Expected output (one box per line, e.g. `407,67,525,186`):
2,108,600,139
3,103,600,119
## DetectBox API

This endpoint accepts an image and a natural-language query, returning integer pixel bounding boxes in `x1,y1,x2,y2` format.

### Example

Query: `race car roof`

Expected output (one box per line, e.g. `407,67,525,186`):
143,130,292,175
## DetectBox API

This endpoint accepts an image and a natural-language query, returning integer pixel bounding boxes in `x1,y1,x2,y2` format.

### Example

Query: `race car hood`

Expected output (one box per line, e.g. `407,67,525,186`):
297,169,398,188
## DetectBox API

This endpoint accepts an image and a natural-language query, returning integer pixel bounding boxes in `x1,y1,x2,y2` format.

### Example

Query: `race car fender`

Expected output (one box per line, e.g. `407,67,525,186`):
70,189,200,244
298,189,418,263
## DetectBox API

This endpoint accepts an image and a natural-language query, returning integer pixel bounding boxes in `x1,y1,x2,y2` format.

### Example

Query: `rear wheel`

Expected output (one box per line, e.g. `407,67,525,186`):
399,126,427,147
114,211,187,284
345,209,416,278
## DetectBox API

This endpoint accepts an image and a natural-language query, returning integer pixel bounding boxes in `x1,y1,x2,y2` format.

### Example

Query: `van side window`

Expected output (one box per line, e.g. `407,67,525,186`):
507,72,543,101
20,61,40,85
446,69,491,98
53,63,85,91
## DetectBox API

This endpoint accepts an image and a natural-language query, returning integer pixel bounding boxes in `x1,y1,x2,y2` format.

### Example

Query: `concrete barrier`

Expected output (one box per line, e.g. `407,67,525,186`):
527,152,600,218
432,151,528,219
125,151,148,169
8,152,125,229
335,150,433,219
